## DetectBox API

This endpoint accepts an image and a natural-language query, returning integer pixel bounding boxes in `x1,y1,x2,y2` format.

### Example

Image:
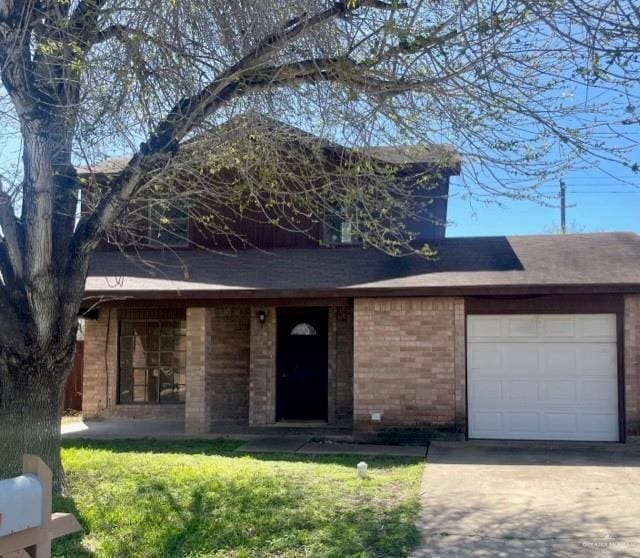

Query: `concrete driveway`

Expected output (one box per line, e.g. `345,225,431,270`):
411,441,640,558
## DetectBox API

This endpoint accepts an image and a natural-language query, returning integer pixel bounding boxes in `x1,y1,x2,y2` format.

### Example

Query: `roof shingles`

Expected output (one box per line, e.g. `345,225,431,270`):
84,233,640,299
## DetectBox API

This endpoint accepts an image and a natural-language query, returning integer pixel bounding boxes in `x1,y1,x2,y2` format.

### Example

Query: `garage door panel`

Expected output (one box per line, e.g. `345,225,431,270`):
505,316,538,337
469,316,502,338
577,345,617,372
509,413,540,433
543,412,578,433
540,380,577,402
581,379,618,403
543,347,576,370
581,413,618,435
507,380,539,402
467,314,618,442
469,345,502,369
541,317,576,337
471,379,502,400
471,412,503,435
578,316,617,339
504,346,539,370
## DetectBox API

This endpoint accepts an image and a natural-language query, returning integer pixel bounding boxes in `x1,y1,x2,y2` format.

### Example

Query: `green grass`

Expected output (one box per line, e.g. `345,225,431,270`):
54,439,424,558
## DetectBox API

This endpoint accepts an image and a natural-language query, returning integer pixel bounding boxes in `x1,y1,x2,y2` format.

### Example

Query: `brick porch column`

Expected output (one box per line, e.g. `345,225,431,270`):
625,295,640,436
249,306,276,425
185,307,213,433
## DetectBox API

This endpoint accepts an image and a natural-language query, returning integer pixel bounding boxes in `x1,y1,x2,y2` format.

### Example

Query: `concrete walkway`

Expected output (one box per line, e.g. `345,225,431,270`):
61,418,427,457
411,441,640,558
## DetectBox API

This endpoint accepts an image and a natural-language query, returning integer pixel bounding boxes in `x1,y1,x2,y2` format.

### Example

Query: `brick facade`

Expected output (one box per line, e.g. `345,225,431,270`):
185,308,213,433
210,306,251,422
81,294,640,441
335,306,354,422
353,297,465,438
625,295,640,436
82,308,117,417
249,306,277,425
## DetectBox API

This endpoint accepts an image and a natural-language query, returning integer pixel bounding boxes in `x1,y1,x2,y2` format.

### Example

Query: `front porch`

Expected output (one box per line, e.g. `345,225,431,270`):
82,303,356,434
82,297,466,441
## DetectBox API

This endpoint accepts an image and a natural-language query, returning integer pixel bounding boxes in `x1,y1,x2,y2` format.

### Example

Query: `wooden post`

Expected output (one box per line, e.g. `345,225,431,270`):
0,456,81,558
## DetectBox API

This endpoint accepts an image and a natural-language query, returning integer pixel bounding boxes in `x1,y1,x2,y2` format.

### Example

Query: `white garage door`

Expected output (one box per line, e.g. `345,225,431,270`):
467,314,619,441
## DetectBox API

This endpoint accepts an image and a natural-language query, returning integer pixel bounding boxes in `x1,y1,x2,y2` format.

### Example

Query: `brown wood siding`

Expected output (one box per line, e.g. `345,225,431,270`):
465,294,625,314
89,169,451,251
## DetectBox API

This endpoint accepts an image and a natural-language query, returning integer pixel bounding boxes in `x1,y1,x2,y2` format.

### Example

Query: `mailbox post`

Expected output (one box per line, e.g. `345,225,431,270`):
0,455,81,558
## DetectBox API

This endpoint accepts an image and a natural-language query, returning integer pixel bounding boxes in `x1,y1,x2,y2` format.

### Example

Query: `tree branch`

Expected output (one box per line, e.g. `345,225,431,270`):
0,182,22,279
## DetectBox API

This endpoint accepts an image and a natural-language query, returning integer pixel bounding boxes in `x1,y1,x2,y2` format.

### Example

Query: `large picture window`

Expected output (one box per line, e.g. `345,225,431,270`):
118,320,187,404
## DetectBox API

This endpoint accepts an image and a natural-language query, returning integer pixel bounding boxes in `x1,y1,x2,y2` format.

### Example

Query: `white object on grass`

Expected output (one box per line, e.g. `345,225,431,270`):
357,461,368,479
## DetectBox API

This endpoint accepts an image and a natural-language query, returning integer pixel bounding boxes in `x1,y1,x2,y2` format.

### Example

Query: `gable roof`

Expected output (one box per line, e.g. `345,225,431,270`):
84,232,640,301
77,113,460,176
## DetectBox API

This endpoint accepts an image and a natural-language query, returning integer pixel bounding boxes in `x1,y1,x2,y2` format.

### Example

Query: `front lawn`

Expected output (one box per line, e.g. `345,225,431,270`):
54,439,424,557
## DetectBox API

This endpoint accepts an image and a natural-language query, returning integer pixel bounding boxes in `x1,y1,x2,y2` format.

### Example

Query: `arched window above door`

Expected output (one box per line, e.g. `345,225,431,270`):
290,322,317,336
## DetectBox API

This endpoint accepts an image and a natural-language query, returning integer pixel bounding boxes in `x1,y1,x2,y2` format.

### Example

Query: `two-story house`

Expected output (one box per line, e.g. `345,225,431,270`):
80,118,640,443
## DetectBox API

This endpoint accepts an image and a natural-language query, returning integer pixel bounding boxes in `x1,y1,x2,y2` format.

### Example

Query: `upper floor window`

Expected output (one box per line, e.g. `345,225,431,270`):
148,202,189,247
323,215,353,245
118,320,187,404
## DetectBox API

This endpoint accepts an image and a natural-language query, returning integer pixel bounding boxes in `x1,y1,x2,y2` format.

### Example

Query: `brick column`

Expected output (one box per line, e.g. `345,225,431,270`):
249,306,276,425
453,298,466,430
335,306,354,422
82,308,118,418
185,307,213,433
327,307,338,424
625,295,640,436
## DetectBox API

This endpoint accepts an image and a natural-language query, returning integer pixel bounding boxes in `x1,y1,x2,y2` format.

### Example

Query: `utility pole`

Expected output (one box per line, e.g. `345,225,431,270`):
560,179,566,234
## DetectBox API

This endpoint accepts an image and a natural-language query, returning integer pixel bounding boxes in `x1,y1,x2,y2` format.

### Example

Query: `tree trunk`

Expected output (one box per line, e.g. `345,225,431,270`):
0,353,72,492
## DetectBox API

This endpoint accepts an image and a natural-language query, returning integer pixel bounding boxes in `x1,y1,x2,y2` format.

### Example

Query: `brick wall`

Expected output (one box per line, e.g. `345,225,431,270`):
210,305,251,422
336,306,354,422
185,308,213,432
82,308,117,417
625,295,640,436
353,297,465,439
249,306,277,425
453,298,466,428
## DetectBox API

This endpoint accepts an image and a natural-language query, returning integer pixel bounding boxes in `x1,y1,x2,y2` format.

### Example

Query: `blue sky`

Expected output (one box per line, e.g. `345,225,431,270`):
447,167,639,237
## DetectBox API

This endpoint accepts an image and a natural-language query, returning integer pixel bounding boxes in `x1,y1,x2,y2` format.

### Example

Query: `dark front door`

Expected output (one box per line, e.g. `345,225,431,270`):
276,308,328,421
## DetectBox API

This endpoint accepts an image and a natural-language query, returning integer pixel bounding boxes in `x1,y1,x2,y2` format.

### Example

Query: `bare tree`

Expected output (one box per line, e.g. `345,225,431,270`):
0,0,637,488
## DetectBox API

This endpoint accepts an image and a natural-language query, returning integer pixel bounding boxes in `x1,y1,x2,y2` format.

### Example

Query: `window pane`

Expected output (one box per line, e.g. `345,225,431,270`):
159,368,178,402
160,352,174,367
147,368,159,402
119,366,133,403
132,340,147,366
290,323,317,336
133,385,147,401
146,336,160,352
175,336,186,352
119,319,187,404
120,336,133,354
160,335,177,351
161,322,176,335
173,353,186,368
